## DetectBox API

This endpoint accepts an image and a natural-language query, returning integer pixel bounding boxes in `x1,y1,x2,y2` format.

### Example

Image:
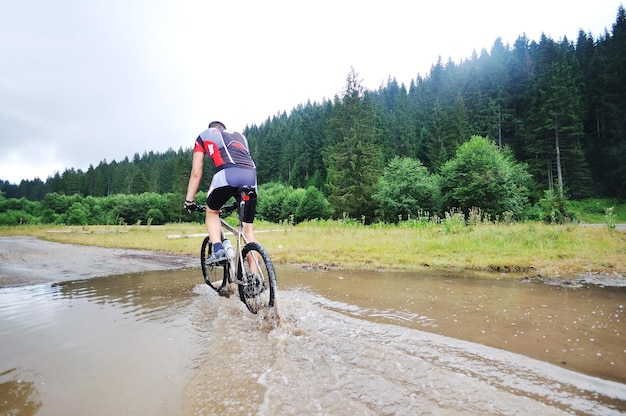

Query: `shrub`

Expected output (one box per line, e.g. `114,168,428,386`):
439,136,532,220
372,157,441,223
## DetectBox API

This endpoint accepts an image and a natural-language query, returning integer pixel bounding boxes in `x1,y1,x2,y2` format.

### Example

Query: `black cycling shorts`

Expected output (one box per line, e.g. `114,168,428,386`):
206,186,257,223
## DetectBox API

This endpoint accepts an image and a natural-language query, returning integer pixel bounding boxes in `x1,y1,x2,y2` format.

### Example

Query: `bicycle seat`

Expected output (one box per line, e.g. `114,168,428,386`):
239,186,256,194
238,186,256,201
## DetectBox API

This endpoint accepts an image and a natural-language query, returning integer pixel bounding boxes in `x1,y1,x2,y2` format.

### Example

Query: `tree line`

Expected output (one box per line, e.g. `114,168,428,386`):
0,136,558,226
2,6,625,225
1,147,201,201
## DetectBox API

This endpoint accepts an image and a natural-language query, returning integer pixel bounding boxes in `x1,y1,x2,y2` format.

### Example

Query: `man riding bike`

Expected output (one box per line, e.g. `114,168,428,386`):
184,121,258,263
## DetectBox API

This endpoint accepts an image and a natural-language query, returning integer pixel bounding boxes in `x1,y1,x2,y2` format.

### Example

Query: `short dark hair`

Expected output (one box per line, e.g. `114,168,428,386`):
208,121,226,129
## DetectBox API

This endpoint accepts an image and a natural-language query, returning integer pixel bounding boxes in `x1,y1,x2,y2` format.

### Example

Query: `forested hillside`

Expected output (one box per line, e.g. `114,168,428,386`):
246,7,626,201
2,7,625,223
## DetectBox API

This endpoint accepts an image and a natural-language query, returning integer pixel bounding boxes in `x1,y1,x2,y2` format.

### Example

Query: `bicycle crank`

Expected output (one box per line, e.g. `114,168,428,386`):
243,273,265,298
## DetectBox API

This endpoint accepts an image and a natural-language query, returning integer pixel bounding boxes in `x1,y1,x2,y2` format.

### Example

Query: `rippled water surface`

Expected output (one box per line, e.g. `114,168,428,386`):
1,266,625,415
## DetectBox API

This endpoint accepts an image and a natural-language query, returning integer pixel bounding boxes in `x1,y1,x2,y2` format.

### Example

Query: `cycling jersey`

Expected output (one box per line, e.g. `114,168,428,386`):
194,128,256,172
194,127,258,216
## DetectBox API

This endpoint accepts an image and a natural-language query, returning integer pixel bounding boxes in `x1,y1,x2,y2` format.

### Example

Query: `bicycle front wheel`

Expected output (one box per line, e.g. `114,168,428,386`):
200,236,229,292
237,242,277,314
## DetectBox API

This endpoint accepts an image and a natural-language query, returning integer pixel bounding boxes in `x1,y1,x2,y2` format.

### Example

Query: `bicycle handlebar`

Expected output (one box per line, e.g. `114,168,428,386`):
185,186,255,215
184,200,237,215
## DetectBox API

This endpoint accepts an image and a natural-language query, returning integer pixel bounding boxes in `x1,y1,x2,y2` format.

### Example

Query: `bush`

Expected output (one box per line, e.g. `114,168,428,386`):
257,182,332,223
295,186,333,222
372,157,441,223
146,208,165,225
66,202,90,225
537,190,576,224
0,210,40,225
439,136,532,220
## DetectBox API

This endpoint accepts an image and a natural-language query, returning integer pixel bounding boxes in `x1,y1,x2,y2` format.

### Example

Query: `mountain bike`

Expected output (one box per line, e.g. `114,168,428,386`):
187,187,277,314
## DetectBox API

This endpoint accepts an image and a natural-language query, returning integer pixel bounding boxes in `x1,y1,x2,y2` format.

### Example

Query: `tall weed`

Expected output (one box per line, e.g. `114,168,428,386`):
605,207,616,231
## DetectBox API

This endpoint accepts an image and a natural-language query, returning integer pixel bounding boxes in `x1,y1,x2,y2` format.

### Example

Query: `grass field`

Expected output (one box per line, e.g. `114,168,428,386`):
2,218,625,279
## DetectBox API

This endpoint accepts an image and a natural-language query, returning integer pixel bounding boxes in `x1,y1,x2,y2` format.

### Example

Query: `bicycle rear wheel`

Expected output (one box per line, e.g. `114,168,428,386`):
237,242,277,314
200,236,229,292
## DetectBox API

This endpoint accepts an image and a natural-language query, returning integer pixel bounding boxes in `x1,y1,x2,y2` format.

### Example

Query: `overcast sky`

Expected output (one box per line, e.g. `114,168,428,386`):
1,0,622,184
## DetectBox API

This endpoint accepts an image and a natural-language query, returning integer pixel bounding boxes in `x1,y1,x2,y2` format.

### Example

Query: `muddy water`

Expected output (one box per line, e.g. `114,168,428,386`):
288,269,626,384
1,266,625,415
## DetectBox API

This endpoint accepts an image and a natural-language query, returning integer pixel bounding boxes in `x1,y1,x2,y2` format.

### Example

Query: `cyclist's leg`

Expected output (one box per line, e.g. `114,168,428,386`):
241,191,257,241
222,167,258,269
242,222,255,243
241,192,259,273
205,208,221,246
206,176,236,253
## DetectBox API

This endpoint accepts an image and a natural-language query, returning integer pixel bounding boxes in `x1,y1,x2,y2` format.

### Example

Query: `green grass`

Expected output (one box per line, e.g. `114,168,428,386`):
266,220,626,277
3,219,624,279
567,198,626,223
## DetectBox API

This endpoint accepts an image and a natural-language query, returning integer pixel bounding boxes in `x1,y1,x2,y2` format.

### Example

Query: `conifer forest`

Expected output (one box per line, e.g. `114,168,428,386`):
2,7,625,226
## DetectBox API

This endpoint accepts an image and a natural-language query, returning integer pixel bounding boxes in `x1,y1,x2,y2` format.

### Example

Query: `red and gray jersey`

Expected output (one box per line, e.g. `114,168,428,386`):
194,128,256,172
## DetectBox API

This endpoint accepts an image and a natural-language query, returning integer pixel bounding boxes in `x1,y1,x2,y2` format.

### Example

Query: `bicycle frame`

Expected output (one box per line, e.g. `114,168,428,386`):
219,212,249,286
215,187,260,287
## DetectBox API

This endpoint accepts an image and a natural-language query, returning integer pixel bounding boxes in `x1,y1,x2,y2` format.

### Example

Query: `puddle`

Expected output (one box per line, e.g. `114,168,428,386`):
1,266,624,415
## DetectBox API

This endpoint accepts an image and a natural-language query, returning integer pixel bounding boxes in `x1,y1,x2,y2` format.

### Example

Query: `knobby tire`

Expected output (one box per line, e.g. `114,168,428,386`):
237,242,277,314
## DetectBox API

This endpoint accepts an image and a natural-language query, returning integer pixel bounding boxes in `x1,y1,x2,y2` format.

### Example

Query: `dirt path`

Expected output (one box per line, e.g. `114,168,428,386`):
0,236,198,288
580,223,626,231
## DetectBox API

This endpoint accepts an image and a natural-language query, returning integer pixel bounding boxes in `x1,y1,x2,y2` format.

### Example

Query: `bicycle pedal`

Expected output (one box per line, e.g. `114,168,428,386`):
205,258,228,267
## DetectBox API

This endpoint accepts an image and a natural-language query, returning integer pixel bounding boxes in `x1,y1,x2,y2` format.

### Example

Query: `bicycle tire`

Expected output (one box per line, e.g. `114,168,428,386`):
237,242,277,314
200,236,229,292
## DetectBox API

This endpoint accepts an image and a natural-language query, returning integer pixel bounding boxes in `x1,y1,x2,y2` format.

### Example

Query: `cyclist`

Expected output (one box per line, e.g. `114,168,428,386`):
184,121,258,263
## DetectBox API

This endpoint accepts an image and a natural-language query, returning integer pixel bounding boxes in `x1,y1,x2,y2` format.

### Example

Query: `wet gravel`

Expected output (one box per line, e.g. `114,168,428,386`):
0,236,198,288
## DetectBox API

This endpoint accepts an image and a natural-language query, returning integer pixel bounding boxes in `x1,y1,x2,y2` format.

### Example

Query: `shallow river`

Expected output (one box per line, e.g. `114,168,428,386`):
1,266,625,415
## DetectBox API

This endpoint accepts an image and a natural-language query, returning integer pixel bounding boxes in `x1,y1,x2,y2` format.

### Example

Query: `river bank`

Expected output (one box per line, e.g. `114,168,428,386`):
1,220,625,285
1,233,625,289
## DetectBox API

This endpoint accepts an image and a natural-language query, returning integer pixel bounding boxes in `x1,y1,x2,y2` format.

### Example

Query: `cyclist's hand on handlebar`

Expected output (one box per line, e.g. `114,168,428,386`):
184,200,207,213
184,200,199,213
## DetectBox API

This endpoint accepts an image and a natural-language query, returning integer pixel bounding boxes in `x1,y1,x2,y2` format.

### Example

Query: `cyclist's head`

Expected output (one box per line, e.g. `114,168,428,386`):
208,121,226,130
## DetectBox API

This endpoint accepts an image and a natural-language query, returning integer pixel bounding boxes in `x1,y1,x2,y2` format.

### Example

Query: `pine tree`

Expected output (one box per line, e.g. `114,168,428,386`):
425,97,450,170
525,35,593,198
170,153,189,196
595,6,626,195
130,171,149,194
325,68,382,222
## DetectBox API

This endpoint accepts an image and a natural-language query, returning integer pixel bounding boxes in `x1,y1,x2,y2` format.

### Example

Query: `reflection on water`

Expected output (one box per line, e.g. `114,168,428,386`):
0,269,205,416
0,266,625,415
